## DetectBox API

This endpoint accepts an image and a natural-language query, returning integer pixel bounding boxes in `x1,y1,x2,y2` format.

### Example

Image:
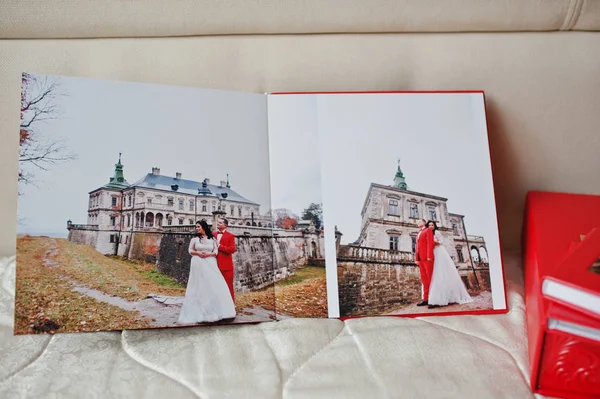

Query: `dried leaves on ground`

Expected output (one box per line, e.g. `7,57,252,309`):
14,236,153,334
236,266,327,318
14,236,187,334
54,238,185,300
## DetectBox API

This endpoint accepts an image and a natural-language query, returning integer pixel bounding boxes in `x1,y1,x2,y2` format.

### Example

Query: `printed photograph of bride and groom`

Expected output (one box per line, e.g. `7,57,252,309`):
14,74,326,335
315,92,507,317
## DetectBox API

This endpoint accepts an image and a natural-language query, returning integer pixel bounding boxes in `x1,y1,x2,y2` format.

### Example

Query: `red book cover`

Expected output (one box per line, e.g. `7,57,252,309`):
523,191,600,399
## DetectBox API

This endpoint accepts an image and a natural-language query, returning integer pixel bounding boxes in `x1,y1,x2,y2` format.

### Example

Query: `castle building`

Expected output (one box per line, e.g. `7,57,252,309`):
68,155,271,255
356,161,489,267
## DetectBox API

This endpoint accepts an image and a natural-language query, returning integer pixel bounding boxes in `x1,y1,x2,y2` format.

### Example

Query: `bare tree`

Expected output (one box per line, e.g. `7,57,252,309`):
19,73,75,187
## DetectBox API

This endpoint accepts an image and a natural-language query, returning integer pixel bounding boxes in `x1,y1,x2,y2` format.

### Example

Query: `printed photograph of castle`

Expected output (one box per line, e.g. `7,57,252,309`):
14,73,326,335
69,157,272,258
335,162,493,316
316,92,506,317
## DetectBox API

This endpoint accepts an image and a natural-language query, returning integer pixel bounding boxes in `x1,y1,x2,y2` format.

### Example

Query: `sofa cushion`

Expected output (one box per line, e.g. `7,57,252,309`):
0,0,598,39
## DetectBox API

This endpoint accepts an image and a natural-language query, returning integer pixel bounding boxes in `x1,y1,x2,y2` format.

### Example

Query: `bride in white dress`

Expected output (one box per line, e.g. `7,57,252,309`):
426,221,473,307
177,220,236,324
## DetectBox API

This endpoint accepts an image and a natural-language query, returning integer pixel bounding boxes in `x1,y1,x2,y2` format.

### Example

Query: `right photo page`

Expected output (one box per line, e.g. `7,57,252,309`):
316,92,507,318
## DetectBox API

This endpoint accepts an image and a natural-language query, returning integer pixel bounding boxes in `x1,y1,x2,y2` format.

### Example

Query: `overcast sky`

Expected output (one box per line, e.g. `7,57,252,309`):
315,93,501,268
267,95,322,217
17,74,271,237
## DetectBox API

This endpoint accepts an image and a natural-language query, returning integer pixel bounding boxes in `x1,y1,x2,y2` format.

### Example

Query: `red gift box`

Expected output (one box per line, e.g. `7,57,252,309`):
523,191,600,399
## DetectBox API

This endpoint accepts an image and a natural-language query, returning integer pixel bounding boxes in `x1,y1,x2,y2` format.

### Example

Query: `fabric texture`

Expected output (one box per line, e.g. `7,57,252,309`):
0,0,598,39
1,253,537,398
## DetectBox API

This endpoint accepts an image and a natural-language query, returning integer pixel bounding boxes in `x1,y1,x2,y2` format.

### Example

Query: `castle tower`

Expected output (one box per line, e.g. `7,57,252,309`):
104,153,129,190
392,159,408,190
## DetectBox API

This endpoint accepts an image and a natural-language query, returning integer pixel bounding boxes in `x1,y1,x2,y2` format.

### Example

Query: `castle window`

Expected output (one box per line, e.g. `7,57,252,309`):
202,204,207,212
230,205,235,216
127,214,131,227
109,234,115,243
212,202,216,211
189,200,194,211
111,197,117,206
452,223,459,236
128,195,132,207
238,207,242,217
167,217,172,226
456,246,464,262
168,198,174,206
189,219,194,225
410,204,419,218
428,206,437,221
178,218,184,225
178,199,184,210
389,236,399,251
389,199,399,216
147,198,152,204
110,216,116,226
411,236,417,253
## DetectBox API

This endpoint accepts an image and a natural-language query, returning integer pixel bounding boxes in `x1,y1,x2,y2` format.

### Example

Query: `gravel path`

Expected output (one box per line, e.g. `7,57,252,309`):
41,239,282,327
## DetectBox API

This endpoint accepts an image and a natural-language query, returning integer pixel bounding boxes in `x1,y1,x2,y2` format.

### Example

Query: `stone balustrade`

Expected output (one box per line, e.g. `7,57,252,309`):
337,245,414,264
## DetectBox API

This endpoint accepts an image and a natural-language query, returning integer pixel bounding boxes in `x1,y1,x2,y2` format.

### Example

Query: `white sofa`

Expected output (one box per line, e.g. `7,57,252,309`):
1,1,599,397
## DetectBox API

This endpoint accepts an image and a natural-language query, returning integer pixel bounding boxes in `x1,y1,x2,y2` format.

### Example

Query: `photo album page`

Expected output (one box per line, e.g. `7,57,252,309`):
14,74,507,335
267,92,507,319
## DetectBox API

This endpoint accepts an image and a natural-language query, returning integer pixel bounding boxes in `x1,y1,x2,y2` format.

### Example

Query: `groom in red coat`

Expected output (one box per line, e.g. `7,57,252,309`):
415,218,435,306
213,218,236,301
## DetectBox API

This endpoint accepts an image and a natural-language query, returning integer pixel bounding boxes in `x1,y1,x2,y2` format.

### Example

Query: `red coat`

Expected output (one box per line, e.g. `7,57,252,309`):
415,227,434,261
213,230,236,271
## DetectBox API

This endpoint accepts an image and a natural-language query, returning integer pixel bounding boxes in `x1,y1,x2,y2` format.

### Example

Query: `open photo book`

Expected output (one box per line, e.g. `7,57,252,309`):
14,73,508,335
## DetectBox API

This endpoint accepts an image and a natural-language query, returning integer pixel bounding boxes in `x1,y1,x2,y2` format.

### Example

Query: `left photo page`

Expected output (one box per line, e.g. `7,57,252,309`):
15,74,278,334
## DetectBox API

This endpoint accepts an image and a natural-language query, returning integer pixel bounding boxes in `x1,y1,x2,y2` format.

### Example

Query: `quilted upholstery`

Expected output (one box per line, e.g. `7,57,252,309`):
1,2,599,398
0,254,535,398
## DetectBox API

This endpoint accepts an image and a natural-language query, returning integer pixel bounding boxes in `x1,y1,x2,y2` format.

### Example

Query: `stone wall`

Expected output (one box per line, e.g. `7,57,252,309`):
155,231,321,292
127,231,162,263
458,266,491,293
337,261,423,316
68,228,99,249
67,223,325,292
68,228,121,255
337,247,491,316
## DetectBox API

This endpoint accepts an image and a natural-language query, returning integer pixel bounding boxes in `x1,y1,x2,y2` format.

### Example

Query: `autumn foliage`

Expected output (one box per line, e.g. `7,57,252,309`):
280,217,297,230
273,208,299,230
14,236,185,334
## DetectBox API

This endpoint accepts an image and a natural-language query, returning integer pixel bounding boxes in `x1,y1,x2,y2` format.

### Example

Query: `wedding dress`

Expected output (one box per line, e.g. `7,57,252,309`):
428,230,473,306
177,236,236,324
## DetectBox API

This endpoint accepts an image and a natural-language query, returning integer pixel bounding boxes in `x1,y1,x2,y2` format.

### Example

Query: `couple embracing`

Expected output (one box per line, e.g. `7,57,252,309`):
414,218,472,309
177,218,237,324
